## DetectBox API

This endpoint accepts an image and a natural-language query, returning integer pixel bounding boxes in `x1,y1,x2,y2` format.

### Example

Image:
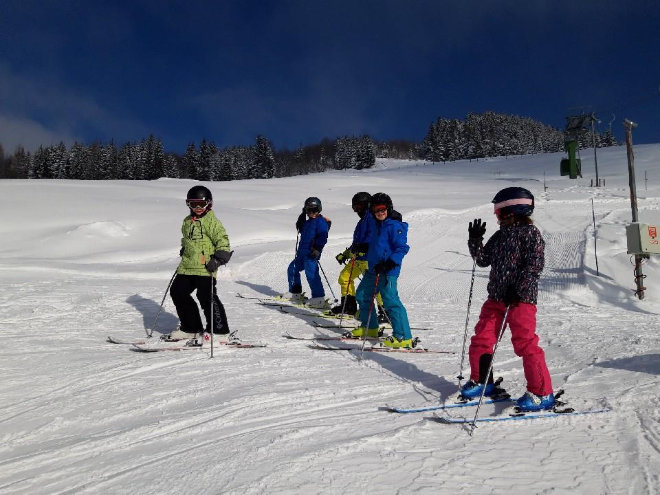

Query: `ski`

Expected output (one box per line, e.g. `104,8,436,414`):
131,340,267,352
385,396,514,414
235,292,311,309
107,336,184,345
131,343,202,352
282,331,380,342
432,407,610,424
311,321,430,331
316,311,429,331
318,311,359,321
108,336,149,345
311,321,359,329
308,344,454,354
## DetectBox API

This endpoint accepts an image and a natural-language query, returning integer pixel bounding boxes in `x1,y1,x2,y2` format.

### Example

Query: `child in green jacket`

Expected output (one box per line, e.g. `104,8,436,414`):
168,186,233,340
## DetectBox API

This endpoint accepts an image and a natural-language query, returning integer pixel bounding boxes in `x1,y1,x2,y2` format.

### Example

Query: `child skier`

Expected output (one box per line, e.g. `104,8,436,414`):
283,197,331,309
331,192,375,316
462,186,555,412
353,193,413,348
167,185,233,340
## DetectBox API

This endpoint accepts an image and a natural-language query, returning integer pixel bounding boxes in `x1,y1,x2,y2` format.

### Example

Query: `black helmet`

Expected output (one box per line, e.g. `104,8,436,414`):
370,192,393,215
187,185,213,202
186,185,213,214
304,196,322,212
352,192,371,207
492,187,534,217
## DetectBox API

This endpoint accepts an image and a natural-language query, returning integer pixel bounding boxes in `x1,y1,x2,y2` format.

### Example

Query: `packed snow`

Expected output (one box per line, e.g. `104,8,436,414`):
1,144,659,494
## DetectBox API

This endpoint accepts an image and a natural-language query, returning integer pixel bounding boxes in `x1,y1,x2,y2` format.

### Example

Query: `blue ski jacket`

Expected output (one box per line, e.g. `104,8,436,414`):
352,212,374,261
296,215,330,261
366,217,409,277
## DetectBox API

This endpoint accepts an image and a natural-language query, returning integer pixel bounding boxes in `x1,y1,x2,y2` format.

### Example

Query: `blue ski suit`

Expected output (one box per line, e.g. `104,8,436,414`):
356,215,412,339
288,215,330,298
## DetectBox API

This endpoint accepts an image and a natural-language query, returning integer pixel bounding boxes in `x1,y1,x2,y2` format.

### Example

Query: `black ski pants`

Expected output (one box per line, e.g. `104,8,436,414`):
170,274,229,334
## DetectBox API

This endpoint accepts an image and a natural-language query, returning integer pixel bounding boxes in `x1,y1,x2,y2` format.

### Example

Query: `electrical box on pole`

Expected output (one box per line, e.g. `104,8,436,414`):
626,223,660,255
624,119,648,300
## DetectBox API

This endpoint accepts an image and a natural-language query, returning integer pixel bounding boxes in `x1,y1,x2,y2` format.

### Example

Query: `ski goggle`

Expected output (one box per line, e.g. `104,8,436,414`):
305,207,320,214
186,199,210,209
372,205,388,214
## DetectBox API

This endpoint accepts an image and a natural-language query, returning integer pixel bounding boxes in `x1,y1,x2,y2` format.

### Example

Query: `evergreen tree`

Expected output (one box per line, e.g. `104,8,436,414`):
162,154,180,178
143,135,164,180
182,142,198,180
197,139,213,181
30,146,53,178
253,135,275,178
100,141,119,180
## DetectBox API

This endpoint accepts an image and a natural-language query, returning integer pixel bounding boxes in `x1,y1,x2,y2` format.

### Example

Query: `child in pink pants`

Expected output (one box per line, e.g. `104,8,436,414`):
462,187,555,412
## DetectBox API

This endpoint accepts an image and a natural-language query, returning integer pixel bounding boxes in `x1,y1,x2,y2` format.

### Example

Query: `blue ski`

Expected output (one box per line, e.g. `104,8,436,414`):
432,408,610,424
386,396,513,414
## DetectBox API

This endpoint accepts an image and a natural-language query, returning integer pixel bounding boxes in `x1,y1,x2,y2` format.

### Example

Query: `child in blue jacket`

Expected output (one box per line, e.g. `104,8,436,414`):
353,193,413,348
283,197,331,309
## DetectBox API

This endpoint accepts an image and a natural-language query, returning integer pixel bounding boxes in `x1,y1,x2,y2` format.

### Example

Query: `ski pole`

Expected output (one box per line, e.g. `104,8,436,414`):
457,260,477,388
148,268,178,338
317,261,338,302
359,273,381,360
210,276,214,358
338,256,357,328
468,304,510,435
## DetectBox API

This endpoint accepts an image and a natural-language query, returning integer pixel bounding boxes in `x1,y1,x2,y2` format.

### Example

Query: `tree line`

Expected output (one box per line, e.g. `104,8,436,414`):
0,112,616,180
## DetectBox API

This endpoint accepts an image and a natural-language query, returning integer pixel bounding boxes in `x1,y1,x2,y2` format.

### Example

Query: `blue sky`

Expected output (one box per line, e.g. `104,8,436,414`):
1,0,659,153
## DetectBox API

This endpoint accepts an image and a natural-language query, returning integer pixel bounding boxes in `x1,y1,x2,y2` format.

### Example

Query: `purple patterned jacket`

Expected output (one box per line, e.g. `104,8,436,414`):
468,223,545,304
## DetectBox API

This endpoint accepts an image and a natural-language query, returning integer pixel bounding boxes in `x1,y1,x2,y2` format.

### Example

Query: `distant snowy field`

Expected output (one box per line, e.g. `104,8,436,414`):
1,145,659,494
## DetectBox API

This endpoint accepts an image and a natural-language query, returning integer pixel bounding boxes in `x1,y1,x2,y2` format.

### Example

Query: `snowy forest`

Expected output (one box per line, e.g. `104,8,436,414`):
0,111,616,180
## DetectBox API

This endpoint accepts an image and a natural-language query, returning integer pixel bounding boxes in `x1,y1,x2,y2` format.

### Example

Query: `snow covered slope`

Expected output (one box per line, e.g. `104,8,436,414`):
1,145,658,494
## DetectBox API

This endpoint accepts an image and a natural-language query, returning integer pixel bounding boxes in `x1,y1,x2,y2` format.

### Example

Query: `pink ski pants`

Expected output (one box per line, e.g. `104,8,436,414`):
469,299,553,396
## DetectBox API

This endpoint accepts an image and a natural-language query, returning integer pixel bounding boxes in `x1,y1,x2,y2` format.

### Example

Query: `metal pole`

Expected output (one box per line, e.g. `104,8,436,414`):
624,119,645,300
338,256,357,329
457,260,477,388
210,276,214,358
591,114,600,186
469,305,510,435
591,199,599,276
359,274,380,360
148,269,178,338
317,261,338,302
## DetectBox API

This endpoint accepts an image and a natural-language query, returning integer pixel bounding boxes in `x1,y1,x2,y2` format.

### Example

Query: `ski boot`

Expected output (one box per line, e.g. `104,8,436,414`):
280,291,307,304
459,376,508,401
306,297,331,310
330,295,357,316
351,326,381,338
381,335,413,349
459,381,497,400
163,326,199,341
514,391,556,412
377,307,389,325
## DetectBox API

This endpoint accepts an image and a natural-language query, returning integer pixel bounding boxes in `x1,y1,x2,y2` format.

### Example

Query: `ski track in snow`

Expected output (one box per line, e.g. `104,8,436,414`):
1,147,659,494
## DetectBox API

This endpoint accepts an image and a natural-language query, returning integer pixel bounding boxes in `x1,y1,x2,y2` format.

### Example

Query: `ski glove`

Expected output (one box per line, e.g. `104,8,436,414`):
205,250,233,272
373,259,396,274
502,286,520,306
350,242,369,255
335,248,353,265
310,248,321,260
214,250,233,265
468,218,486,240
